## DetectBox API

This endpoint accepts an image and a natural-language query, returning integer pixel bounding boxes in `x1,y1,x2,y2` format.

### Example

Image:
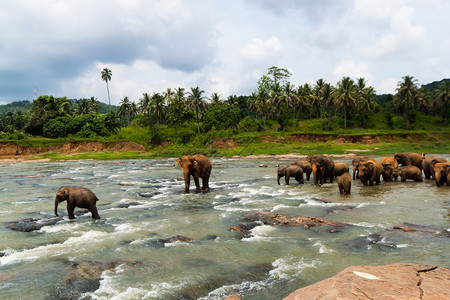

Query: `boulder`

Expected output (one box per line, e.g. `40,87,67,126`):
283,263,450,300
4,217,62,232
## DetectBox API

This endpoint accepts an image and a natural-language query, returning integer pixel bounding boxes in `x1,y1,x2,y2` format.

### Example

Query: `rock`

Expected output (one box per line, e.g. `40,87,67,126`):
137,191,161,198
225,295,242,300
393,225,417,232
146,235,195,248
242,210,342,229
283,263,450,300
53,260,141,299
259,164,267,168
119,181,134,186
4,217,62,232
117,202,141,208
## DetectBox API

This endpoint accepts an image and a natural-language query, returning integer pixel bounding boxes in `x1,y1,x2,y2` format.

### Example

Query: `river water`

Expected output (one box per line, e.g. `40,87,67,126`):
0,156,449,299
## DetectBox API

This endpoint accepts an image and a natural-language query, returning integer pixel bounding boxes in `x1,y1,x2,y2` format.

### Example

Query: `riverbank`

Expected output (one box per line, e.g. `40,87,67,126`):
1,132,449,161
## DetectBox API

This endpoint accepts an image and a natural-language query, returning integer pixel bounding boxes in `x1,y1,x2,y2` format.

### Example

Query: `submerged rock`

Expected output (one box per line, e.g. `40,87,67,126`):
283,263,450,300
117,201,141,208
52,260,141,300
137,191,161,198
242,210,342,229
4,217,62,232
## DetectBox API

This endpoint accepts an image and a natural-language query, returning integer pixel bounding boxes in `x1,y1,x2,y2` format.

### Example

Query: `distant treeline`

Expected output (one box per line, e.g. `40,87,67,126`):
0,67,449,142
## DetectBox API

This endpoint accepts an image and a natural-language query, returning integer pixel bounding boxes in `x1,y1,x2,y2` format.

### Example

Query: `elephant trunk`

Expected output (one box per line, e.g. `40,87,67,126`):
277,175,281,185
54,197,59,216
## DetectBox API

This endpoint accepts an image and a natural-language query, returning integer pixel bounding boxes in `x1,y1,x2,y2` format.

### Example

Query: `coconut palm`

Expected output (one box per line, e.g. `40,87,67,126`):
335,76,357,133
187,86,207,133
434,81,450,123
118,96,132,126
322,83,335,130
101,68,112,109
149,93,167,132
296,83,313,120
394,75,419,129
76,98,92,115
139,92,152,130
357,86,379,128
164,88,175,105
210,92,222,104
312,79,325,118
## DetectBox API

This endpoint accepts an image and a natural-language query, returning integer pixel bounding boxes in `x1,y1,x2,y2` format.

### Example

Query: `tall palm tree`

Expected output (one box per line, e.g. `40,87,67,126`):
335,76,357,133
89,97,100,113
434,81,450,124
210,92,222,104
139,92,152,130
164,88,175,105
312,79,325,118
118,96,132,126
357,86,379,128
149,93,167,132
322,83,335,130
394,75,419,129
296,83,313,120
76,98,92,115
187,86,207,133
101,68,112,109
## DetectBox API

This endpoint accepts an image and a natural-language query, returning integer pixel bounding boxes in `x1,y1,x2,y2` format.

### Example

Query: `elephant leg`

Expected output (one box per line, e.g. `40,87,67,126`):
193,176,201,192
89,207,101,219
202,177,209,192
184,176,191,193
285,174,290,185
67,203,76,219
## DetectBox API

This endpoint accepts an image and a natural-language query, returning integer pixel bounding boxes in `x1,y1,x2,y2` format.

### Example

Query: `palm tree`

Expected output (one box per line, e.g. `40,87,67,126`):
164,88,175,105
149,93,167,132
139,92,152,130
312,79,325,118
101,68,112,109
322,83,335,130
210,92,222,104
76,98,92,115
394,75,419,129
357,86,379,128
434,81,450,124
296,83,313,120
118,96,132,126
89,97,100,113
187,86,207,133
335,76,357,133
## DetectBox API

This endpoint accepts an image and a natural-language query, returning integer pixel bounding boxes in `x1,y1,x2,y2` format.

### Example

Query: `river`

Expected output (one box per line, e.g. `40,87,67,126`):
0,156,449,299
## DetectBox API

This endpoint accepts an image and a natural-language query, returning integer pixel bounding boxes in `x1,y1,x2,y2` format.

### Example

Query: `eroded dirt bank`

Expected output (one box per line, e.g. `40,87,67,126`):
0,141,147,158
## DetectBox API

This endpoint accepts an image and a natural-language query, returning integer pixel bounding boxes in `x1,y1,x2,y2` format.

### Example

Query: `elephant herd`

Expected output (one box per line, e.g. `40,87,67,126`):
277,152,450,196
54,153,449,220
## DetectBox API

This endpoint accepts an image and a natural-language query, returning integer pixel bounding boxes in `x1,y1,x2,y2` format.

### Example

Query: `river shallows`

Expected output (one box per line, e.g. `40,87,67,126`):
0,156,449,299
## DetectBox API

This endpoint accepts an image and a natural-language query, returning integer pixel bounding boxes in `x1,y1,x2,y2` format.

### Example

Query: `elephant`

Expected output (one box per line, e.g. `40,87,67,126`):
291,160,312,181
55,187,100,219
176,154,212,193
423,156,447,179
333,162,349,178
380,156,399,181
338,172,351,195
307,155,335,186
358,159,383,186
391,168,400,181
277,165,304,185
394,152,423,170
351,157,370,180
432,162,450,187
398,166,423,182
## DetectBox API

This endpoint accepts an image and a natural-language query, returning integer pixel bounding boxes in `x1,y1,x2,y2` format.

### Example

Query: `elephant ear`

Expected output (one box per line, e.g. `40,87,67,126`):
367,161,375,170
430,159,439,167
58,187,69,197
192,158,198,166
176,158,182,169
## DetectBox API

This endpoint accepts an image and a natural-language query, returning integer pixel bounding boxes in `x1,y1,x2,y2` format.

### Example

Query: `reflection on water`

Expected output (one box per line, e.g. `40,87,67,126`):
0,156,449,299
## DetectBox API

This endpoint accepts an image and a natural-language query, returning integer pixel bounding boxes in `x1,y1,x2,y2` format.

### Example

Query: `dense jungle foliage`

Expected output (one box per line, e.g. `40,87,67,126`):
0,67,449,148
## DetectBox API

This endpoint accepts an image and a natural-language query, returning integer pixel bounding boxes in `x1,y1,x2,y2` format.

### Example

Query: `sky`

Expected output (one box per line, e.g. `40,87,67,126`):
1,0,449,105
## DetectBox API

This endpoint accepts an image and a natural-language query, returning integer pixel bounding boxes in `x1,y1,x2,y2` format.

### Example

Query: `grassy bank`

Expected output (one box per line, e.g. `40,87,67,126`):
10,129,447,161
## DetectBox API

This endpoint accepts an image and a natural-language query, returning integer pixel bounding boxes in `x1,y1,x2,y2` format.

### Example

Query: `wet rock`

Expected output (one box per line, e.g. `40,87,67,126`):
344,233,396,252
326,205,356,214
52,260,141,300
146,235,195,248
118,181,134,186
225,294,242,300
117,202,141,208
137,191,161,198
259,164,267,168
242,210,342,229
230,224,253,239
4,217,62,232
392,222,450,238
283,263,450,300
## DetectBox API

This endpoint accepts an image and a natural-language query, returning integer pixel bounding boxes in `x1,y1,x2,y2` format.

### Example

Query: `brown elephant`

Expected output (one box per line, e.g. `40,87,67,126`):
338,172,351,195
432,162,450,187
307,155,334,186
55,187,100,219
333,162,349,178
358,159,383,186
380,156,399,181
394,152,423,170
176,154,212,193
277,165,304,185
351,157,370,180
398,166,423,182
291,160,312,181
423,156,447,179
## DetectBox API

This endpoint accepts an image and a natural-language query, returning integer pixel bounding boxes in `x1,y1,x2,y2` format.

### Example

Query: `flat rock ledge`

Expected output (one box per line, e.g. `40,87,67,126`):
283,263,450,300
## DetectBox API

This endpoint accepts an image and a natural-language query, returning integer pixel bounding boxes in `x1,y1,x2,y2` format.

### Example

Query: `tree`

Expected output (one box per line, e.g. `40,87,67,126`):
322,83,335,130
118,96,132,126
267,66,292,86
394,75,419,129
335,77,357,133
139,92,152,130
149,93,167,132
101,68,112,109
434,81,450,124
187,86,207,133
312,79,325,118
357,86,379,128
210,93,222,104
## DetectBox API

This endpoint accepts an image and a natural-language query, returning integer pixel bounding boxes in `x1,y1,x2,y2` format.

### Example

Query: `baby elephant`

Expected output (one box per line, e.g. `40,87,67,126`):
398,166,423,182
277,165,304,185
55,187,100,219
338,172,351,195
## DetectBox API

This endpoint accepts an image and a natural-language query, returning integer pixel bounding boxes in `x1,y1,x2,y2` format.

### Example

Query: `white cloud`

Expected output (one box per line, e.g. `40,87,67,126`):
242,37,282,60
332,60,372,83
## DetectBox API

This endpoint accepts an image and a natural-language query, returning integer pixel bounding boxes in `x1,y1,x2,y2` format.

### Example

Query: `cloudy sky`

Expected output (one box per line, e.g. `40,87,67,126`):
1,0,449,105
